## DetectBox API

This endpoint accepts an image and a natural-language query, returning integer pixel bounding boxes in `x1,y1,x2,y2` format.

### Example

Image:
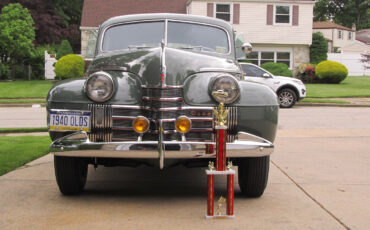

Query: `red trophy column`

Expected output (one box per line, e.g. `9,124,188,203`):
227,174,234,216
207,174,214,216
205,92,235,219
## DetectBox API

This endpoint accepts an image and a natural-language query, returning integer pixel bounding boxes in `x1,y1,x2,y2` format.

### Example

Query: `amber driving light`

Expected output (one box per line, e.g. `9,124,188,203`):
133,116,149,133
175,116,192,134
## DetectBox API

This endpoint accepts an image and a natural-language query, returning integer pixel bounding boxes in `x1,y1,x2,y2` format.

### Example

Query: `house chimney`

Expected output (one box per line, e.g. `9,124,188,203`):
352,23,356,31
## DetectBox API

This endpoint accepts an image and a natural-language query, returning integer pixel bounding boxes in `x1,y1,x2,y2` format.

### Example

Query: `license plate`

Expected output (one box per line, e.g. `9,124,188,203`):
49,110,91,132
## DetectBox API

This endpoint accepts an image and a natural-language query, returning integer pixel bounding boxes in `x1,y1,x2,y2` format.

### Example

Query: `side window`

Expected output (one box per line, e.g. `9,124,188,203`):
242,64,266,77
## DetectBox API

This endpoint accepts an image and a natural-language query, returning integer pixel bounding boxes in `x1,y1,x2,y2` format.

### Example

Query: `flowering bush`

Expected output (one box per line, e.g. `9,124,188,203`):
296,63,318,83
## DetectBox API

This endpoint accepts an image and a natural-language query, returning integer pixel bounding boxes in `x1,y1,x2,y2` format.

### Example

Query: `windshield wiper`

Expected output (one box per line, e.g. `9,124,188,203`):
128,45,155,50
177,45,214,52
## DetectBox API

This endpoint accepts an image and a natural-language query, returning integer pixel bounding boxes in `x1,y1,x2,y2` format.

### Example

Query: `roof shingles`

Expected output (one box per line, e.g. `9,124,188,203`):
81,0,188,27
313,21,354,31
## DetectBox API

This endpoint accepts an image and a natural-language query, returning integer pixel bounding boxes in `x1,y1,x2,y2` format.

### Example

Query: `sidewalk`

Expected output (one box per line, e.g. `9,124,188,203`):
298,97,370,107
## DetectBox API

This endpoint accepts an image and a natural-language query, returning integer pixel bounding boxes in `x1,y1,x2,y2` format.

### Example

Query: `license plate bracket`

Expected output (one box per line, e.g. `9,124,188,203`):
49,110,91,132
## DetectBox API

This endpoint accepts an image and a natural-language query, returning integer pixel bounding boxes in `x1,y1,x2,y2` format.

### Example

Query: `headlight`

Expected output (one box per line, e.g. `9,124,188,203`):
85,72,114,102
210,75,240,104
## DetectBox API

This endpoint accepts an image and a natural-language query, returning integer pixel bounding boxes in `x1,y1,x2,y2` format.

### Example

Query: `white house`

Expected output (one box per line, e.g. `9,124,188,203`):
313,21,356,53
187,0,314,70
80,0,314,70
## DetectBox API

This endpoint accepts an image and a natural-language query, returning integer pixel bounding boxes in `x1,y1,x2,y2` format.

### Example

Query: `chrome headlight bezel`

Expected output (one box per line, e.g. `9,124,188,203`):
210,75,240,104
85,71,115,103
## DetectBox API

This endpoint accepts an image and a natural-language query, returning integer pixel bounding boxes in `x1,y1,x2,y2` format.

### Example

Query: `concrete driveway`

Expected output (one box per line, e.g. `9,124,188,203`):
0,107,370,229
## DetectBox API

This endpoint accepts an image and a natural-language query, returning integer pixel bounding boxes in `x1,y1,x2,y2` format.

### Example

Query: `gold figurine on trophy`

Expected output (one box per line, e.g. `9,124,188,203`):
212,90,229,127
216,196,226,216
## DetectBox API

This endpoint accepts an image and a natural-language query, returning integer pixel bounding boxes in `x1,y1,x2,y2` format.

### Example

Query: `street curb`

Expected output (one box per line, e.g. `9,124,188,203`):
297,102,370,108
0,103,46,107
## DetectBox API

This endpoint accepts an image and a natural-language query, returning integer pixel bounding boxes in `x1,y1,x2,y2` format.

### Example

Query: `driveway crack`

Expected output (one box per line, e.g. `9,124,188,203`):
271,160,351,230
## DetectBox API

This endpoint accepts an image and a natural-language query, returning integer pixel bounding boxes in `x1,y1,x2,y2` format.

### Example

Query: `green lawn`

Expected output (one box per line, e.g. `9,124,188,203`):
0,80,54,99
0,136,51,176
0,127,48,133
306,76,370,98
301,98,350,104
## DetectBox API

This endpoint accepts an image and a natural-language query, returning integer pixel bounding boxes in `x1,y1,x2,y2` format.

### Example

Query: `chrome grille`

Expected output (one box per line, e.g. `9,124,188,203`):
88,87,237,143
226,106,238,142
88,104,112,142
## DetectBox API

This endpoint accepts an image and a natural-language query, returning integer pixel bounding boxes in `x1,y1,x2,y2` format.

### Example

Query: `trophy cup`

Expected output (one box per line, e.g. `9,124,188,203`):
206,90,235,219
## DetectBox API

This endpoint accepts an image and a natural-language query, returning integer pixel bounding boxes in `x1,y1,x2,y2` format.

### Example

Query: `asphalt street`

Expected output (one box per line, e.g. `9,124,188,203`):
0,106,370,229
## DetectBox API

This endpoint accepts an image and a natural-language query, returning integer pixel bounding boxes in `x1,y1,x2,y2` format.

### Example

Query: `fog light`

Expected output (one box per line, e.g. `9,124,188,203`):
133,116,149,133
176,116,192,133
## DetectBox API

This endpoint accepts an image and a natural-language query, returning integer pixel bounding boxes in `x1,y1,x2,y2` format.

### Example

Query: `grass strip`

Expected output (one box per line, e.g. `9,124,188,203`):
301,98,350,104
0,99,46,104
0,127,48,133
0,136,51,176
0,80,54,99
306,76,370,98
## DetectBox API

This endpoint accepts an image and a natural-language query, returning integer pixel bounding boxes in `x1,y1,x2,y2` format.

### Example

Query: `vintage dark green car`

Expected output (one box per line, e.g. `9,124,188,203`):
48,14,278,197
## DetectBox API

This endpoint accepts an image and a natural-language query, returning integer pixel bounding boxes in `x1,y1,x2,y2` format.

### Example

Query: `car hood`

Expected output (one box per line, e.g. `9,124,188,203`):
88,47,240,86
274,76,295,81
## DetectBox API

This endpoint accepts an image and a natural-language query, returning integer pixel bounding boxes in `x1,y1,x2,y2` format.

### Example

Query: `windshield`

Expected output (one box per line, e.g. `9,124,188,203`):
102,21,229,54
102,21,165,51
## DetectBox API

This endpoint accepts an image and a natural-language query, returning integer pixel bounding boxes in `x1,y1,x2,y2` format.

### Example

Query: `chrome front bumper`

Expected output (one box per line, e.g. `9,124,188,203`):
51,131,274,160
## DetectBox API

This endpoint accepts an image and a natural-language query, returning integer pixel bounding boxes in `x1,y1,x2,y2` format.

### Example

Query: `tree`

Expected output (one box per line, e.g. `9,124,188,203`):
0,3,35,65
0,0,83,52
56,40,74,60
310,32,328,64
314,0,370,30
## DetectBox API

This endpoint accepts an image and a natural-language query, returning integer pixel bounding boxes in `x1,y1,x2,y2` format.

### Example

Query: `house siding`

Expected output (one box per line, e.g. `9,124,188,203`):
189,1,313,45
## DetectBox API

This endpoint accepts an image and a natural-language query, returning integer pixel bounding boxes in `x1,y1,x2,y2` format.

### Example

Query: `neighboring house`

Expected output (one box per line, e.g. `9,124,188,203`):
80,0,314,70
356,29,370,45
313,21,356,53
188,0,314,70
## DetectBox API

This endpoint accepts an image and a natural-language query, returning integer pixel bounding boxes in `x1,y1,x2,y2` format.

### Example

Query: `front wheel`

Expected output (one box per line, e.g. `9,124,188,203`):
238,156,270,197
54,156,88,195
278,88,297,108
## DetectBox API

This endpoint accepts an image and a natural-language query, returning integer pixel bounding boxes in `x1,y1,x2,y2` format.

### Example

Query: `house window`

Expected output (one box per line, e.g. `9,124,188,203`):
260,52,274,65
338,30,343,39
245,52,258,65
274,5,291,24
246,51,292,68
276,52,290,67
215,3,232,22
348,32,352,40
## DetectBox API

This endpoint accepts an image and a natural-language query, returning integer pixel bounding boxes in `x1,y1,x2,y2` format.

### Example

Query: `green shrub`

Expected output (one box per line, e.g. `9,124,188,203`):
261,62,292,77
54,54,84,80
310,32,328,64
315,60,348,84
56,40,73,60
0,63,10,80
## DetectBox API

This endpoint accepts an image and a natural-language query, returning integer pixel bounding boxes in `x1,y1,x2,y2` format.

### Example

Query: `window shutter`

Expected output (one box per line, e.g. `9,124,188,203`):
267,5,273,25
292,5,299,26
207,3,214,17
233,4,240,24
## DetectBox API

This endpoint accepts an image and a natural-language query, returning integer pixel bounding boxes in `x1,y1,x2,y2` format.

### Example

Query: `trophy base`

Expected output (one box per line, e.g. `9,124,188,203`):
205,215,235,219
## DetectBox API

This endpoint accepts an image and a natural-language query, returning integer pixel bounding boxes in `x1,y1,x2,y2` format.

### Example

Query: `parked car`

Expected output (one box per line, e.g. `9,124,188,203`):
48,14,278,197
240,63,306,108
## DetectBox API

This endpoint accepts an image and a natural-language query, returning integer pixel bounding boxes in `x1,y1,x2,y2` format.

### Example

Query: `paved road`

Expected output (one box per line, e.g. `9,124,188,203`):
0,107,46,128
1,107,370,229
